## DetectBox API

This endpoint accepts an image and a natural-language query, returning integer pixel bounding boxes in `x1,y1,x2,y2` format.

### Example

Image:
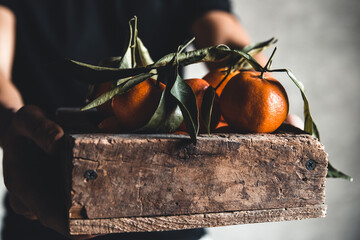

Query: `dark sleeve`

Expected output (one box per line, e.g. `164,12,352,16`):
193,0,231,15
189,0,231,20
0,0,16,13
182,0,232,31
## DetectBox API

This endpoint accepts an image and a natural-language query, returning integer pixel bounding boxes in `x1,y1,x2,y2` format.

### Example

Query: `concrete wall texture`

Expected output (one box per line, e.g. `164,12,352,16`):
0,0,359,239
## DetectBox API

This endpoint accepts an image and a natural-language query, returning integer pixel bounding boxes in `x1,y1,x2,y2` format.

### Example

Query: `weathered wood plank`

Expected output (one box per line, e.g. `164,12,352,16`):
69,205,327,235
65,131,327,223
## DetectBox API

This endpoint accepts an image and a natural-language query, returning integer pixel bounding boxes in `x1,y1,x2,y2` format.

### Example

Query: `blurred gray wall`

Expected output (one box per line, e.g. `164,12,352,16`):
185,0,360,239
0,0,358,239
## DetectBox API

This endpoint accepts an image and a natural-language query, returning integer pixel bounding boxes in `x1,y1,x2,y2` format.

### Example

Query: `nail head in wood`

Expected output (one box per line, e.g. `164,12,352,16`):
306,159,316,170
84,170,97,181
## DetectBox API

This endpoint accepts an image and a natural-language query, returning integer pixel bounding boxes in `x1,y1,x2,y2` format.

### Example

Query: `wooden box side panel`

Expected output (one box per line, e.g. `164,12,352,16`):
69,205,327,235
67,133,327,219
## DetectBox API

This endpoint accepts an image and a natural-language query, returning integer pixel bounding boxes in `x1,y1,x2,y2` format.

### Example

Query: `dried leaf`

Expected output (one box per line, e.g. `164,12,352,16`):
136,70,183,133
136,37,154,67
170,69,199,143
62,59,147,84
270,68,351,180
201,86,216,134
81,73,154,111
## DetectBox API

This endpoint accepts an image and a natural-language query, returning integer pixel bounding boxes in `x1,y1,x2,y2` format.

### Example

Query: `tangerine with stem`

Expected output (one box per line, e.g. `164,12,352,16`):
219,70,289,133
203,68,240,96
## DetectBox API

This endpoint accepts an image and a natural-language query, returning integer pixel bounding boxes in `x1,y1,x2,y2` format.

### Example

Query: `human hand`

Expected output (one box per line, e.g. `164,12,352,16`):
2,105,96,239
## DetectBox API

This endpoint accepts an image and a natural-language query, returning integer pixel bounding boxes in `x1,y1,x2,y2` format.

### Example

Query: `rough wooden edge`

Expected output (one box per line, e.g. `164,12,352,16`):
69,205,327,235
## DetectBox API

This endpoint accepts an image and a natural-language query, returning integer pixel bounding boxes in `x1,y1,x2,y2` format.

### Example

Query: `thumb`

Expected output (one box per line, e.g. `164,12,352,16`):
13,105,64,154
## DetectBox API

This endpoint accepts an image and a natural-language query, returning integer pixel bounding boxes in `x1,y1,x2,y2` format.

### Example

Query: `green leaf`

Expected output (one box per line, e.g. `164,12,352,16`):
202,45,233,64
170,70,199,144
85,57,122,103
201,86,216,135
231,49,265,72
63,40,278,85
131,17,138,68
62,59,147,84
150,40,277,70
269,68,352,181
119,17,136,69
136,71,183,133
119,45,133,69
135,37,157,79
242,37,278,54
151,45,229,69
138,39,201,140
327,162,353,181
237,38,277,69
271,68,319,138
116,76,133,86
98,56,122,68
81,73,154,111
135,90,183,134
136,37,154,67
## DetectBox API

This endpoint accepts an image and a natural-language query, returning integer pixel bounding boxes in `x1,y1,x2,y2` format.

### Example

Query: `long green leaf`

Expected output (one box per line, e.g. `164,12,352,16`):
98,56,122,68
62,59,147,84
269,69,318,138
63,39,280,85
130,16,137,68
269,68,351,180
201,86,216,134
119,17,136,69
151,45,230,69
63,44,261,85
119,46,132,69
136,37,154,67
136,71,183,133
327,162,353,181
242,37,278,53
81,73,154,111
85,56,123,102
170,70,199,143
138,38,200,139
231,49,264,72
135,91,183,134
236,38,277,69
135,37,157,79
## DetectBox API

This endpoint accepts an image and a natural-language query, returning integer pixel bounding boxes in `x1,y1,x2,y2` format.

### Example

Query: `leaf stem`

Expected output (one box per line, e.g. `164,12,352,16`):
261,47,277,79
214,68,232,91
179,37,196,54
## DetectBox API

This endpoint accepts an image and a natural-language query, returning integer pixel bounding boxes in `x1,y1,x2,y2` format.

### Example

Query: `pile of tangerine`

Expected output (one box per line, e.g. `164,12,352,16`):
94,67,289,135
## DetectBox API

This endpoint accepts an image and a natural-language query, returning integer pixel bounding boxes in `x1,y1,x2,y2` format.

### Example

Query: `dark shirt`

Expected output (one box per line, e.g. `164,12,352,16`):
1,0,231,119
0,1,231,239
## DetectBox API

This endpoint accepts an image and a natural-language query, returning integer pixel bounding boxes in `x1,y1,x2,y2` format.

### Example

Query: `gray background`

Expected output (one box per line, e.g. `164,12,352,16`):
0,0,359,239
185,0,360,239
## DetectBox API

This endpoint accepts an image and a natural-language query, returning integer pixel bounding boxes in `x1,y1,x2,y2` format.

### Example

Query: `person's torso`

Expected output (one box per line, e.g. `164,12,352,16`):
11,0,192,118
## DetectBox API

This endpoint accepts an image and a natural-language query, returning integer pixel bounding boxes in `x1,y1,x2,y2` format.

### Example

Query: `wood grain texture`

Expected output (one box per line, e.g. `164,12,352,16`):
69,205,327,235
65,131,327,225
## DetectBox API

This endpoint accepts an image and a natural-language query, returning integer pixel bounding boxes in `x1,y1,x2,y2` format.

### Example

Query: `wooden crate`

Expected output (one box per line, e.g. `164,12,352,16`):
63,126,327,235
